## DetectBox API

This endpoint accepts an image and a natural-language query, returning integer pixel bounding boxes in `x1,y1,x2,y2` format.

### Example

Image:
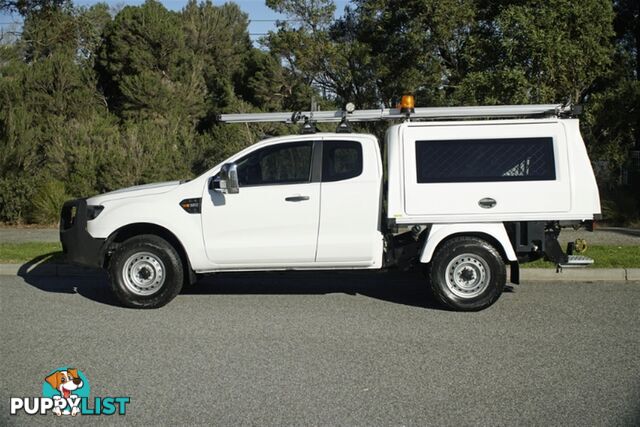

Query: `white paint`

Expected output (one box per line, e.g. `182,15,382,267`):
84,117,600,274
314,135,383,266
420,223,517,263
387,119,601,223
202,183,321,265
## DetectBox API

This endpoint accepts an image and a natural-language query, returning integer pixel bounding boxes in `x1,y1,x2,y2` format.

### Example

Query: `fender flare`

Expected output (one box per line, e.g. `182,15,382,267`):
420,223,517,263
102,222,197,284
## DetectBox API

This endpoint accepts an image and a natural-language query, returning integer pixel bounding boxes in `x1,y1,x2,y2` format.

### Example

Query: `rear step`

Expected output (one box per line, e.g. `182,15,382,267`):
544,232,594,268
559,255,595,268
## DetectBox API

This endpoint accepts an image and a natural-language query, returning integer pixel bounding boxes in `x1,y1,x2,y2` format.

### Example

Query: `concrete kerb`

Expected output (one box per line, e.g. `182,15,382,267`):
626,269,640,280
519,268,628,281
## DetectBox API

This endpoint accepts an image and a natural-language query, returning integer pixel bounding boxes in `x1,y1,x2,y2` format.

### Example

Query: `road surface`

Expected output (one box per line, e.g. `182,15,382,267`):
1,271,639,425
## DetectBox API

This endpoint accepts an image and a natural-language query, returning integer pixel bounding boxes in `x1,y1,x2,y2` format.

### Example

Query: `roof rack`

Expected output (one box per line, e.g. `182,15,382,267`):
218,103,578,133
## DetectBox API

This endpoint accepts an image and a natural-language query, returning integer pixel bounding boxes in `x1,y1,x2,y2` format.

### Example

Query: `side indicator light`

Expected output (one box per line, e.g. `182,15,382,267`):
180,198,202,214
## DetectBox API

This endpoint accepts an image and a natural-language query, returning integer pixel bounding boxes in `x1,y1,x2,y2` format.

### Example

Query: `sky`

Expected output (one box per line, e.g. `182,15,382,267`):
0,0,351,44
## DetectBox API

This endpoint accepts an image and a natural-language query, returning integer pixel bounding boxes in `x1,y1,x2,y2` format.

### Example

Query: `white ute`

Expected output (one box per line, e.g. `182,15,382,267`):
60,100,601,310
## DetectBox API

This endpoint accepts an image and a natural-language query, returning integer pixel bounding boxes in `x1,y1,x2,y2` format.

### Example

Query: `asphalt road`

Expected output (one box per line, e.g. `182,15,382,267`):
1,271,639,426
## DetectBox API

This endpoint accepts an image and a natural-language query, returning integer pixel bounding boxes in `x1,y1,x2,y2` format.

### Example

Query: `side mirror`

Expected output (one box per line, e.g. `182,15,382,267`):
215,162,239,194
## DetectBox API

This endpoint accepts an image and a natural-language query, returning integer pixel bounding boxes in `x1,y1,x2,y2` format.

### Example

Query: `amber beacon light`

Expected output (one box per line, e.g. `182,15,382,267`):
399,95,415,114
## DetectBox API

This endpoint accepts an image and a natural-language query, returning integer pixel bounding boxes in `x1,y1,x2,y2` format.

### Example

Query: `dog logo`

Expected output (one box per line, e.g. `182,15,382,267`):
42,367,90,416
10,366,129,416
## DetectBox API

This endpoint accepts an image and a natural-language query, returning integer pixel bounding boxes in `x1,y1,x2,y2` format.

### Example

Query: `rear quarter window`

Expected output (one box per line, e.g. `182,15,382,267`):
415,137,556,183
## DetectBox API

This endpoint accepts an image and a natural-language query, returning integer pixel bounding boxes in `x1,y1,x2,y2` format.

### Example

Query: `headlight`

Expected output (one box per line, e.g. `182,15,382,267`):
87,205,104,220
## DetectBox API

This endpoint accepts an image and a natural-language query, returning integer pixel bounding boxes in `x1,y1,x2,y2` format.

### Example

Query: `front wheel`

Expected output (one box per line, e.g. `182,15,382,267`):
428,236,506,311
108,235,184,308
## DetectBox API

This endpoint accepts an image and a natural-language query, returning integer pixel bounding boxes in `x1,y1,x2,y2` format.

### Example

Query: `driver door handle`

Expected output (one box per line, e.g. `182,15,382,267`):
285,195,310,202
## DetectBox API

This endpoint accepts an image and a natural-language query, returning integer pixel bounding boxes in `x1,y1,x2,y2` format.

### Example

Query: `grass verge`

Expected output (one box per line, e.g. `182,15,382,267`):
522,245,640,268
0,242,63,264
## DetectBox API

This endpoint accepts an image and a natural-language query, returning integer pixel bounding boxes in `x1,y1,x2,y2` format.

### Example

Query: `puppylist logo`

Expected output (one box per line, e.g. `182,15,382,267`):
10,366,130,416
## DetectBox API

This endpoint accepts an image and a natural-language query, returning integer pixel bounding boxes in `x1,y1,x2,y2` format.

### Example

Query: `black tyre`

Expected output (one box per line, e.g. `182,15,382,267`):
108,234,184,308
428,236,506,311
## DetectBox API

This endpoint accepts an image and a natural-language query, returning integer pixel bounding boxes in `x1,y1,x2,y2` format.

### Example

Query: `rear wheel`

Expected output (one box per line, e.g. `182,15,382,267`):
108,235,184,308
428,236,506,311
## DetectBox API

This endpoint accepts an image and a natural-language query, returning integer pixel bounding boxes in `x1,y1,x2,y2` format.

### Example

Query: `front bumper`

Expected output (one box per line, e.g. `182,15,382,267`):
60,199,105,268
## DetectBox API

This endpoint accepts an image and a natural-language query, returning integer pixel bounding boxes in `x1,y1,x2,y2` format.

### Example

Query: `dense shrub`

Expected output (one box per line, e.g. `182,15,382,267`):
600,186,640,225
0,175,38,224
29,179,70,225
0,0,637,225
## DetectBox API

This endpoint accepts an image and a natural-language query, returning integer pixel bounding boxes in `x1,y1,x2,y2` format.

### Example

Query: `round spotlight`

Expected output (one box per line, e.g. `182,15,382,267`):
345,102,356,113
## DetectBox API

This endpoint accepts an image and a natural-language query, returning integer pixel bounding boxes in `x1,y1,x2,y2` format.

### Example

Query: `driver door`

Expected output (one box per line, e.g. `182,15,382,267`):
202,140,321,267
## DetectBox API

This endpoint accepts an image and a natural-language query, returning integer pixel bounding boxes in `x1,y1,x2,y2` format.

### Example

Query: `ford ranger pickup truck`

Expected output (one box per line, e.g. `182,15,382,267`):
60,101,600,310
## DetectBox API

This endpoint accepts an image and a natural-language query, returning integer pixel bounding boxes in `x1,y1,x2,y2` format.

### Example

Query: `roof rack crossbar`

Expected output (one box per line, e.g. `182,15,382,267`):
219,104,570,124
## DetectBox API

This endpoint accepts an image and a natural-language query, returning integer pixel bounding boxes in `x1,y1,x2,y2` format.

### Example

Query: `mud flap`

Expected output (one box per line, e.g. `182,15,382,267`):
510,261,520,284
544,232,569,264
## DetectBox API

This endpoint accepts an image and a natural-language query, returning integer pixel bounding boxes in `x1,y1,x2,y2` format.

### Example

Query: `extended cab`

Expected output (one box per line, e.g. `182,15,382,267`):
60,103,601,310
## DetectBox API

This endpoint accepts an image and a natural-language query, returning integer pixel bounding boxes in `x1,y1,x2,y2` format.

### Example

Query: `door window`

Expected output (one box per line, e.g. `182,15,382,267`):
322,141,363,182
236,141,313,186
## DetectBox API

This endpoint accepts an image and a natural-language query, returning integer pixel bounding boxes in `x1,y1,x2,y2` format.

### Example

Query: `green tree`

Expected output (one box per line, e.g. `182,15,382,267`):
264,0,347,105
0,2,113,222
459,0,615,105
580,0,638,174
350,0,475,106
96,0,206,125
0,0,67,15
1,0,635,224
182,0,251,110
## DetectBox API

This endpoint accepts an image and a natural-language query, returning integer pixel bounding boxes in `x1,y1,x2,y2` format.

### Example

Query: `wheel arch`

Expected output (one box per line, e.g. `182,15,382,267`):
102,222,196,284
420,223,517,264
